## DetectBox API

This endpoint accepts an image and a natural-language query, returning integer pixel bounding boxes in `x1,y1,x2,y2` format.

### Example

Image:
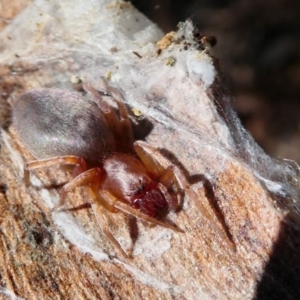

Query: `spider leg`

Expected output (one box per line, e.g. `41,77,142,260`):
49,167,128,258
157,181,181,211
99,190,183,233
83,81,134,153
87,188,129,258
134,141,182,209
134,141,169,178
83,83,121,138
115,100,134,152
24,155,87,187
163,168,236,250
51,167,102,211
134,141,235,250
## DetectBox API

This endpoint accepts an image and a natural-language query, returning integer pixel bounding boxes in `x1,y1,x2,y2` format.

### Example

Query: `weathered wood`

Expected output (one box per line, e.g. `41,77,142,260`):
1,1,300,299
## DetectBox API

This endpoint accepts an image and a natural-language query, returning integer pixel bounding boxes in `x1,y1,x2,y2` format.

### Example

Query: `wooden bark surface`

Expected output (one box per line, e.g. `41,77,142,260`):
2,127,300,300
1,1,300,300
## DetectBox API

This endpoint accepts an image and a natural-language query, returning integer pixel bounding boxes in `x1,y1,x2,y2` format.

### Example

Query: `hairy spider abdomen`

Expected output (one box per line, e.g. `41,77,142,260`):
13,88,116,166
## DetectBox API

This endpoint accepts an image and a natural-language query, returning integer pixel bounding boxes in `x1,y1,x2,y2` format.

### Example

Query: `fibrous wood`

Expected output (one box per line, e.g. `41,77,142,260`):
0,1,300,299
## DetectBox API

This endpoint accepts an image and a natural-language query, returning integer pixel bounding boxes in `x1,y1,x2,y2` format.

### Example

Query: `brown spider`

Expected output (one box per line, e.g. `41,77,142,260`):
13,79,229,257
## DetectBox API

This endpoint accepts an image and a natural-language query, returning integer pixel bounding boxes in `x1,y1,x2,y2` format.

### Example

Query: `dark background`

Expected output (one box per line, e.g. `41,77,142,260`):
130,0,300,163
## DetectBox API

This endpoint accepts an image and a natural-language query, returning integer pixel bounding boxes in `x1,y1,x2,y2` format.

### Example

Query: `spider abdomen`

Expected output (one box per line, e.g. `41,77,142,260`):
13,88,116,166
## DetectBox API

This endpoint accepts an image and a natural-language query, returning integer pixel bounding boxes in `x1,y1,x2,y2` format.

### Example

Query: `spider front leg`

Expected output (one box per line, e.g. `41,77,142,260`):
133,141,183,210
98,190,183,233
134,141,235,250
55,170,182,257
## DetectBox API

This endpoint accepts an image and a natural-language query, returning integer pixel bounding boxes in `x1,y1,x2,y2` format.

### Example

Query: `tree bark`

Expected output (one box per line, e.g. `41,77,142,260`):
0,1,300,299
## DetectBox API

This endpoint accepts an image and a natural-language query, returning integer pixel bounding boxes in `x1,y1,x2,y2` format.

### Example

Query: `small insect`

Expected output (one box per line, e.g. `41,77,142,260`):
12,79,229,257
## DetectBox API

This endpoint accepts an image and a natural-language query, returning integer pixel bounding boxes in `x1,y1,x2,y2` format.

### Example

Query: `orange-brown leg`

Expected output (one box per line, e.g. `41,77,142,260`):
134,141,181,205
134,141,235,250
83,82,122,138
116,100,134,152
24,155,87,187
52,167,102,211
90,186,184,257
99,190,183,233
83,81,134,152
157,180,181,211
87,188,129,258
134,141,168,178
49,166,129,258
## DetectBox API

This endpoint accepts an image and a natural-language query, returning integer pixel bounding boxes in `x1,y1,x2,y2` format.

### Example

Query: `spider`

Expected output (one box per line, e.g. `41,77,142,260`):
12,79,229,257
